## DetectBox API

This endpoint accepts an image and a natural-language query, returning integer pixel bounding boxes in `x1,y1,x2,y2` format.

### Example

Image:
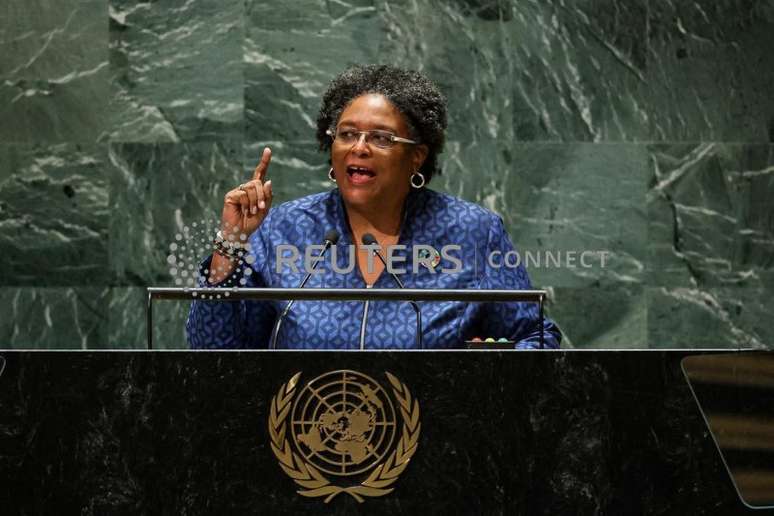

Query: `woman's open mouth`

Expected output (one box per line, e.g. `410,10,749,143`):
346,165,376,185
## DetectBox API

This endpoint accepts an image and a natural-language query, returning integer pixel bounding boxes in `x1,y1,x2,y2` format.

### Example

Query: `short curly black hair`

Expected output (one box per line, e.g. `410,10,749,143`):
316,64,448,184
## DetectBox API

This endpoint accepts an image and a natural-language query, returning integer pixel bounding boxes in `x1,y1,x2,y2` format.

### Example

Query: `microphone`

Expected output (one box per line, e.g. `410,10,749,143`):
361,233,423,349
269,229,340,349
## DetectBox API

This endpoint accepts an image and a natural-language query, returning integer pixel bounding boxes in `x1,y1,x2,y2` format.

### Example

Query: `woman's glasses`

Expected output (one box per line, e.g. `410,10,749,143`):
326,128,418,149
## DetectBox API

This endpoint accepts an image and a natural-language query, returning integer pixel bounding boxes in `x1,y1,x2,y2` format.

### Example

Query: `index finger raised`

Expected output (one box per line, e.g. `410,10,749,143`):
252,147,272,181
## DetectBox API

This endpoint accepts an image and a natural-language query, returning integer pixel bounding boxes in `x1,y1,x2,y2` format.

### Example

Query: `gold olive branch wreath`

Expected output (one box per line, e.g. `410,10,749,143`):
268,372,421,503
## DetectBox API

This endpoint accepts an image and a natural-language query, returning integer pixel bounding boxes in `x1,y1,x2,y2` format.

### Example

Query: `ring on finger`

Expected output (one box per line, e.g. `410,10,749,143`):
239,183,248,191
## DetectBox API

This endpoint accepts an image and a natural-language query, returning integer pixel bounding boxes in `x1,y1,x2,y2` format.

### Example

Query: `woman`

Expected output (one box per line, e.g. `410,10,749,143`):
187,65,561,349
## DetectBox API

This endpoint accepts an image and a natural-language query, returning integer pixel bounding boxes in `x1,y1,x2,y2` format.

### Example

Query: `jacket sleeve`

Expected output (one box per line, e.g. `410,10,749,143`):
185,218,278,349
479,215,562,349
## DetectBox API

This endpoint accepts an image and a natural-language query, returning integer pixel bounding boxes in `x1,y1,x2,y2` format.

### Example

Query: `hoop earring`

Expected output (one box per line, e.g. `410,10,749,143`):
328,167,336,182
410,171,425,189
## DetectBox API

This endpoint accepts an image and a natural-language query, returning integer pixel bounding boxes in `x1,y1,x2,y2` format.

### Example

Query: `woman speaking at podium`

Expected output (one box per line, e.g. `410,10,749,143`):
186,65,561,350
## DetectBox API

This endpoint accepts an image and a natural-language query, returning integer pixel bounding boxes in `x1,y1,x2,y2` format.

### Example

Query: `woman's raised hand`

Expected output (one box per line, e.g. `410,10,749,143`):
220,147,274,237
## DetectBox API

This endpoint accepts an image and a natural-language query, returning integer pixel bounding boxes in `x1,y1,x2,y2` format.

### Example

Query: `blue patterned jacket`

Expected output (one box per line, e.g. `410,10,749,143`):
186,188,561,349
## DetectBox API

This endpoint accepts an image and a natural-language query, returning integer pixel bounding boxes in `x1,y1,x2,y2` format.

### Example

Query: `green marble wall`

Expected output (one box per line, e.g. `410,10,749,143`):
1,0,772,349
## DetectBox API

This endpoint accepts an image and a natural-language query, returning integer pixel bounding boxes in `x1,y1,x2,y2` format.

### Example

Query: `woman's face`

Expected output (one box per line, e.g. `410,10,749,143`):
330,93,427,213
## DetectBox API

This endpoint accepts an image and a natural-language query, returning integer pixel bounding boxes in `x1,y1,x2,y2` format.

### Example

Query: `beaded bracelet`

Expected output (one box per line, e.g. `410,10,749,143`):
213,230,249,259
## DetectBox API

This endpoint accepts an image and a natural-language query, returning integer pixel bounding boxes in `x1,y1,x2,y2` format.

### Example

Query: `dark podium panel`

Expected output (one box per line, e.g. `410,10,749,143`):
0,351,767,515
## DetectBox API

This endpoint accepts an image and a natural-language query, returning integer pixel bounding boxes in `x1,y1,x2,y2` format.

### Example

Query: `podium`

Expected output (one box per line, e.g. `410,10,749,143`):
0,350,763,514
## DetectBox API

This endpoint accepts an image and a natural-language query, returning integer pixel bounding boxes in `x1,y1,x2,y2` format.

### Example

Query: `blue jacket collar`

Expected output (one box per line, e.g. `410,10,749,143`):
329,187,425,246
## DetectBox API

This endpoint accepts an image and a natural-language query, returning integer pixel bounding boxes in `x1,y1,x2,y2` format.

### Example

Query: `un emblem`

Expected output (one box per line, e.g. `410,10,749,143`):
268,370,421,503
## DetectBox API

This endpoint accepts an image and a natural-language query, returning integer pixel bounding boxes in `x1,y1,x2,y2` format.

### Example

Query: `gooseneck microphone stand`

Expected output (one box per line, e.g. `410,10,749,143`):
361,233,423,349
269,230,340,349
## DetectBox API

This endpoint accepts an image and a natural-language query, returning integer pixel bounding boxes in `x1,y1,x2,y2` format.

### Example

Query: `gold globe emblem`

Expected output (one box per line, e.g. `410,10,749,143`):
292,370,397,476
268,370,421,503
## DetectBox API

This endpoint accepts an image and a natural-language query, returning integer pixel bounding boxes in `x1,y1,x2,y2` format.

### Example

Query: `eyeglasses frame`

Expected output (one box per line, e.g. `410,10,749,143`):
325,128,418,149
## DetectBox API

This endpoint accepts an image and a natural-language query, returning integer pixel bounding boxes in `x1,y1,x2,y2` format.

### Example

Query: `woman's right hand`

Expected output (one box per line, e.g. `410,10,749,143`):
209,148,273,284
220,147,274,237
